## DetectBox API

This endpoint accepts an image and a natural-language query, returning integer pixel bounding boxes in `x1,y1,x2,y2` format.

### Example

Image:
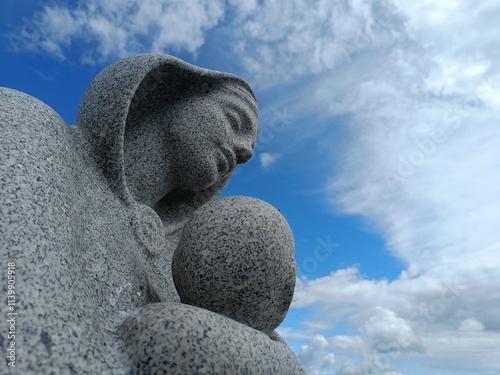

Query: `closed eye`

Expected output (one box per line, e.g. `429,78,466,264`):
224,102,258,140
225,106,241,133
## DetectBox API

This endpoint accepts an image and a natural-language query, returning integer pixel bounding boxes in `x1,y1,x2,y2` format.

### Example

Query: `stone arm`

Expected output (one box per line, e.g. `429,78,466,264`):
119,303,306,374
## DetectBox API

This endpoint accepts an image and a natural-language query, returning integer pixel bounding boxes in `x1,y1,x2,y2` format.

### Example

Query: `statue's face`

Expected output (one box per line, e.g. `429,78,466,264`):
165,90,258,191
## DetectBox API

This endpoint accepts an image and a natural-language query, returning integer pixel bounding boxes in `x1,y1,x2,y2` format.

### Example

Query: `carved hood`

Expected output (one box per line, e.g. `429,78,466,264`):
75,53,256,229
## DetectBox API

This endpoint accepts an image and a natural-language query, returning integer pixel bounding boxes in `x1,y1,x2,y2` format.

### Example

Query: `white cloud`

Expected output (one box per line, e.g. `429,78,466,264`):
294,252,500,372
417,327,500,372
12,0,406,84
227,0,259,18
298,334,337,373
330,335,364,350
323,352,337,368
228,0,407,87
336,362,375,375
300,12,500,373
259,152,279,169
457,317,485,332
11,0,225,63
362,307,424,354
279,4,500,372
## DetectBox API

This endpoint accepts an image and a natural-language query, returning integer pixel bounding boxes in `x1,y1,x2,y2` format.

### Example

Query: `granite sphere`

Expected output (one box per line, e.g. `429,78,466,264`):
172,196,296,334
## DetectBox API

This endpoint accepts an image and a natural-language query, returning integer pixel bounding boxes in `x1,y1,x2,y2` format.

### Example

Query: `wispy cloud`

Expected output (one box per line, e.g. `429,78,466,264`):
10,0,225,63
11,0,405,78
228,0,406,88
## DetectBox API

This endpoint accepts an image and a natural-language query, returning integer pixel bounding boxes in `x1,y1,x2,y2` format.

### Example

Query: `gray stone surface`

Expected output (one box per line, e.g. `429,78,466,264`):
119,303,305,374
172,196,296,334
0,53,305,374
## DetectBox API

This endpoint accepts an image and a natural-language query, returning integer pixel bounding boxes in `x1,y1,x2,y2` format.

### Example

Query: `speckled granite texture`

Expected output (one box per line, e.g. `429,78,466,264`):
0,54,305,374
119,303,305,374
173,196,296,334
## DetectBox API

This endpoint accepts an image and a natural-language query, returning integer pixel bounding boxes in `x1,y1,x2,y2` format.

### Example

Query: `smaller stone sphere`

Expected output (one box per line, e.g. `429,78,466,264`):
172,196,296,334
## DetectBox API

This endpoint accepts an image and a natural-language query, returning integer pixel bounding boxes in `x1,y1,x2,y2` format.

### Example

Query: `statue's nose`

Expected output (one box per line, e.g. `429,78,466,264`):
235,146,253,164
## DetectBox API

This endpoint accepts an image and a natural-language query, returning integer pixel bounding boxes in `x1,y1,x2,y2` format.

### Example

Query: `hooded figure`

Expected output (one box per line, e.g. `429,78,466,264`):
0,54,304,374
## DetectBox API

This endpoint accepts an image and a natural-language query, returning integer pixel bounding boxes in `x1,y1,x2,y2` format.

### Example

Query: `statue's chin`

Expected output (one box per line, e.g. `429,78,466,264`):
177,168,233,193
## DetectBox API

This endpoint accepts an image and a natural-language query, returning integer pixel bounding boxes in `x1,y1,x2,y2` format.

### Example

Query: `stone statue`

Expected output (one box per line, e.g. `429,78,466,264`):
0,54,305,374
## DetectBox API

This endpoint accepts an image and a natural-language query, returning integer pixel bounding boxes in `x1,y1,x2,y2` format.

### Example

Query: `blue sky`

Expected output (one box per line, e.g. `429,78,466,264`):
2,1,500,374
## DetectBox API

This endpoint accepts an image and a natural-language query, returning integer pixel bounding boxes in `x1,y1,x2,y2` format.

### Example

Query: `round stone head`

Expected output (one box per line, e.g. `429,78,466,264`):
172,196,297,334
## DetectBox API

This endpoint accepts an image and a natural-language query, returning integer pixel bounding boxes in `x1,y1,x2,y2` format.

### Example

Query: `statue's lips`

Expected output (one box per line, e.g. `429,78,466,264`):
218,146,236,173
